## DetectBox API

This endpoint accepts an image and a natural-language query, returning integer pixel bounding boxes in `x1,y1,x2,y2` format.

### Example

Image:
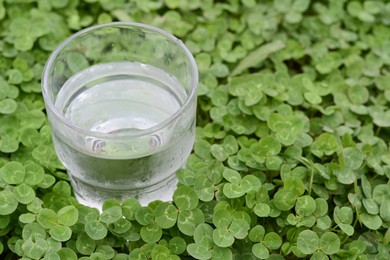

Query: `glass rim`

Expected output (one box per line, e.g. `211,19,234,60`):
41,21,198,139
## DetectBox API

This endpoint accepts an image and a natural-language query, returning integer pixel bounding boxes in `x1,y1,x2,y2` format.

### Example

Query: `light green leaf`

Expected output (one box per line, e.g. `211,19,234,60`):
380,200,390,222
66,52,89,73
314,198,328,217
111,218,131,234
252,243,269,259
373,184,390,204
311,133,338,158
85,220,108,240
343,147,364,170
187,243,212,260
232,40,285,76
22,237,48,259
362,198,379,215
140,222,162,243
57,206,78,226
213,209,232,228
316,216,332,230
121,198,141,221
19,213,35,224
295,195,316,216
57,248,77,260
135,206,154,225
297,230,319,254
273,190,297,211
338,223,354,236
263,232,282,250
13,183,35,204
194,174,215,202
0,135,19,153
213,227,235,247
49,225,72,242
151,245,170,260
173,186,199,210
223,183,246,198
37,208,58,229
360,213,382,230
223,168,241,185
169,237,187,255
211,144,229,161
319,232,340,255
211,246,233,260
0,190,18,215
154,202,178,229
99,206,122,224
292,0,310,12
24,161,45,186
177,208,204,236
249,225,265,242
284,176,305,196
76,232,96,255
254,203,270,217
334,206,353,225
0,161,25,185
229,218,250,239
244,82,264,106
254,136,282,157
0,98,17,114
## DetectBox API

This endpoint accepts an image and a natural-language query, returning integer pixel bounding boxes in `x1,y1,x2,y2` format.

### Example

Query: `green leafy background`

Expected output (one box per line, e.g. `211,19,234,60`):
1,0,390,259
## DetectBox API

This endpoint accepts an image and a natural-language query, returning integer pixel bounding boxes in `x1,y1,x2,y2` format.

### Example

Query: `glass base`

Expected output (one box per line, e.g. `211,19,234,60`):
69,173,178,211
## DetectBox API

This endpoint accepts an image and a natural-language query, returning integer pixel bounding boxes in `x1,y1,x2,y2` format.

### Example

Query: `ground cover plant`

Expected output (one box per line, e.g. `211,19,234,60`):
0,0,390,259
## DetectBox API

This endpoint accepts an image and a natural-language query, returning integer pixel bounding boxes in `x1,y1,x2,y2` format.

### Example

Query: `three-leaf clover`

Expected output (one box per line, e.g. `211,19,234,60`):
297,230,340,256
249,225,282,259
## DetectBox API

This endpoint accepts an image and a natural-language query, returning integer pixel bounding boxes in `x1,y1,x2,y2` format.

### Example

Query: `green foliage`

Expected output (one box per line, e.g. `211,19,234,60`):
0,0,390,259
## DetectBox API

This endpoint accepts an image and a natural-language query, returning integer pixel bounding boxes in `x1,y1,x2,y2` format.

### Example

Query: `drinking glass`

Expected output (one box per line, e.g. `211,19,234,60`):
41,22,198,209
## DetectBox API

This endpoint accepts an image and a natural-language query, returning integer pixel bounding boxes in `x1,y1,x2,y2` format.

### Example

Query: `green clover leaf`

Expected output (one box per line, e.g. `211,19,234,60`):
57,206,78,226
85,220,108,240
140,222,162,243
13,183,35,204
310,133,338,158
177,208,204,236
194,174,215,202
135,206,154,226
0,98,17,114
154,202,178,229
173,186,199,210
0,161,25,185
319,232,340,255
121,198,141,221
99,206,122,224
295,195,317,217
297,230,319,254
76,232,96,255
49,225,72,242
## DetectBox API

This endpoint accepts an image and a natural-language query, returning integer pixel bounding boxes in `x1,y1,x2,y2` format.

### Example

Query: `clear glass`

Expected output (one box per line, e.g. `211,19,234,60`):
41,22,198,209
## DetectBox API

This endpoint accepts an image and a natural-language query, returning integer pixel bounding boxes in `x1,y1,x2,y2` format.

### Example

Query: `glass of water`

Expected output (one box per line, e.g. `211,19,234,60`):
41,22,198,209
